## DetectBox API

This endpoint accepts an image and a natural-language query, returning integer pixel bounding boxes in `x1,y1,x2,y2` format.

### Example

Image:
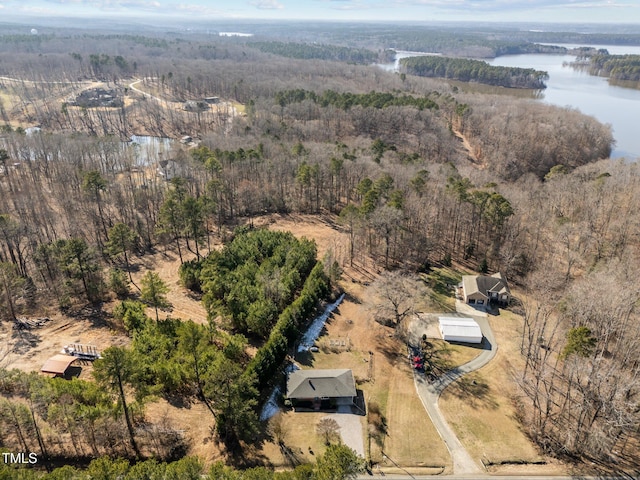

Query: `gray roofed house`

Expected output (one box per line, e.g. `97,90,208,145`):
287,369,356,411
461,272,510,306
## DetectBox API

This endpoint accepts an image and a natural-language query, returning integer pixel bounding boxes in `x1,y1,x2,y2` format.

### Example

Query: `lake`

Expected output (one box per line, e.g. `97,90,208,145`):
381,45,640,160
488,45,640,160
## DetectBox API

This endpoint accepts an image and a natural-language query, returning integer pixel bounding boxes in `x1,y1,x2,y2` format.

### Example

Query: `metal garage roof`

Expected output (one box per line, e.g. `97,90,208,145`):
438,317,482,342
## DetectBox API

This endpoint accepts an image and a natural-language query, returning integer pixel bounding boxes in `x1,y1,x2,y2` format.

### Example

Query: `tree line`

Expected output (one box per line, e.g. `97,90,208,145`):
0,444,363,479
199,228,318,338
401,56,549,89
274,88,439,111
249,41,390,64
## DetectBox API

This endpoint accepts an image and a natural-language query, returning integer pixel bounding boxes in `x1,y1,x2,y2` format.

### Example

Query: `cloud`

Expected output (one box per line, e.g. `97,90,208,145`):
313,0,391,11
395,0,637,11
249,0,284,9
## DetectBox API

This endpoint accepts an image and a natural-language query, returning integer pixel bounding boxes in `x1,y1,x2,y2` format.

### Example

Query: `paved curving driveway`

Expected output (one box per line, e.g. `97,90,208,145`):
409,304,497,474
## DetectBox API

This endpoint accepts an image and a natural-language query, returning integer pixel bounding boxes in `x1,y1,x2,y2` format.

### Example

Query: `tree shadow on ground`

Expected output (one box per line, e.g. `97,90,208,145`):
375,330,406,367
425,268,460,297
447,374,498,409
279,443,305,467
10,327,42,354
66,303,111,328
165,392,196,409
225,429,270,469
295,350,315,367
342,291,361,305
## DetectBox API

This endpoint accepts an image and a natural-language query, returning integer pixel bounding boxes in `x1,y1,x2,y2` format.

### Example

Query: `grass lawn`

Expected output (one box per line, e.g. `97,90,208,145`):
306,346,450,470
422,267,467,311
439,308,548,467
383,363,450,469
428,339,483,371
264,411,336,467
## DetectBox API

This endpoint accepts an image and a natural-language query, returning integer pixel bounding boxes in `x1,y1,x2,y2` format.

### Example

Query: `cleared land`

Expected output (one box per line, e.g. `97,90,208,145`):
1,214,571,474
439,308,567,475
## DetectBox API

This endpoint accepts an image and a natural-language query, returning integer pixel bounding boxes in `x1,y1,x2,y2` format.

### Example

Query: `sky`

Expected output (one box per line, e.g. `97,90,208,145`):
0,0,639,24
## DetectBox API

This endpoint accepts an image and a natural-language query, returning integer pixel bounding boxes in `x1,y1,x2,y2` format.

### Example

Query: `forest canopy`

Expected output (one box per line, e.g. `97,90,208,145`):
201,228,318,338
400,56,549,89
581,53,640,82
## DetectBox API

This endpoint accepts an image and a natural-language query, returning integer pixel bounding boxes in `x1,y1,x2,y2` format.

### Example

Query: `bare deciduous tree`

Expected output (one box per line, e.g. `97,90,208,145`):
370,271,425,335
316,417,340,446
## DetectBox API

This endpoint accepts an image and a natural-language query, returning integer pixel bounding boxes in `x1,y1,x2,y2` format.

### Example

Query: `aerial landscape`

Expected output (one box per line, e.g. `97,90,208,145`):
1,0,640,479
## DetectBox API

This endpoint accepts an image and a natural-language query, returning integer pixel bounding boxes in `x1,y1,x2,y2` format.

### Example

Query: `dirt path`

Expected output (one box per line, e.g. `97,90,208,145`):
452,127,483,167
128,78,165,103
410,308,497,475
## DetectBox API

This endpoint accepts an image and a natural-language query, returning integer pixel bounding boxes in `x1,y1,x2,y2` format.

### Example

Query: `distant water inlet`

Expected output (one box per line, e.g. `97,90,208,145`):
259,293,346,422
128,135,173,166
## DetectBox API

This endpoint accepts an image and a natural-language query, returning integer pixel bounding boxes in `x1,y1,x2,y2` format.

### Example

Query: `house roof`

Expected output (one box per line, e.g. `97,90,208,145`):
439,317,482,340
41,354,77,375
462,272,510,298
287,369,356,399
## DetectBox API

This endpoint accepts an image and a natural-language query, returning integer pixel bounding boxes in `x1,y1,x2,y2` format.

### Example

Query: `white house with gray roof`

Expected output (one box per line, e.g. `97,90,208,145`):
461,272,510,306
287,369,356,411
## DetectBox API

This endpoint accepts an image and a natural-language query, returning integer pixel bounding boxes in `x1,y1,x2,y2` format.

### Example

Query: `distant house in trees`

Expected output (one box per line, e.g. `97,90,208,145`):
157,159,187,181
461,272,510,306
287,369,357,411
183,100,209,112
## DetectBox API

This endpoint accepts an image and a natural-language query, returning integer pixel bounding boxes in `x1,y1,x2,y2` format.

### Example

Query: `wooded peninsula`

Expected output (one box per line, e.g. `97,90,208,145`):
400,56,549,89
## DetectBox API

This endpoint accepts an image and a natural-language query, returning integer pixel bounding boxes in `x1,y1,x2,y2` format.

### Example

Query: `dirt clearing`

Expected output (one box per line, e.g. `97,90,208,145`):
0,311,129,379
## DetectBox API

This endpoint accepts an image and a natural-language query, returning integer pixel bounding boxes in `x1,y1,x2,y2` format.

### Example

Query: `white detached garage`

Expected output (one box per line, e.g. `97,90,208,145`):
439,317,483,344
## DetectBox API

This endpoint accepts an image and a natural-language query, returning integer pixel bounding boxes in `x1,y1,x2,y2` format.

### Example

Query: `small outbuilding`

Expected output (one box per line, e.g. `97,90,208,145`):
438,317,483,344
287,369,356,411
41,354,78,378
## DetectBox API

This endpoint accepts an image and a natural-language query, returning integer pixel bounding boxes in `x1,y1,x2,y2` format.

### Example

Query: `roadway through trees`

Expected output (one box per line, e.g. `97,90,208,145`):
410,307,497,475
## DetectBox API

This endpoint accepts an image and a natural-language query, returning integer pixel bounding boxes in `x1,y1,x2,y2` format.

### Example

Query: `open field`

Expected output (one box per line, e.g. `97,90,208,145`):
0,75,237,137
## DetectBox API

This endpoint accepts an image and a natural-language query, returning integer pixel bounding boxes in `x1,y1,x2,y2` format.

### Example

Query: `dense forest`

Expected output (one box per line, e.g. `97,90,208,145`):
578,53,640,82
0,21,637,475
249,41,392,64
400,56,549,89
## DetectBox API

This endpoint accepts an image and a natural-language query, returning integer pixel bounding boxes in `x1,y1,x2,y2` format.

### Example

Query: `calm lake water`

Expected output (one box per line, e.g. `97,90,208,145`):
381,45,640,160
488,45,640,160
